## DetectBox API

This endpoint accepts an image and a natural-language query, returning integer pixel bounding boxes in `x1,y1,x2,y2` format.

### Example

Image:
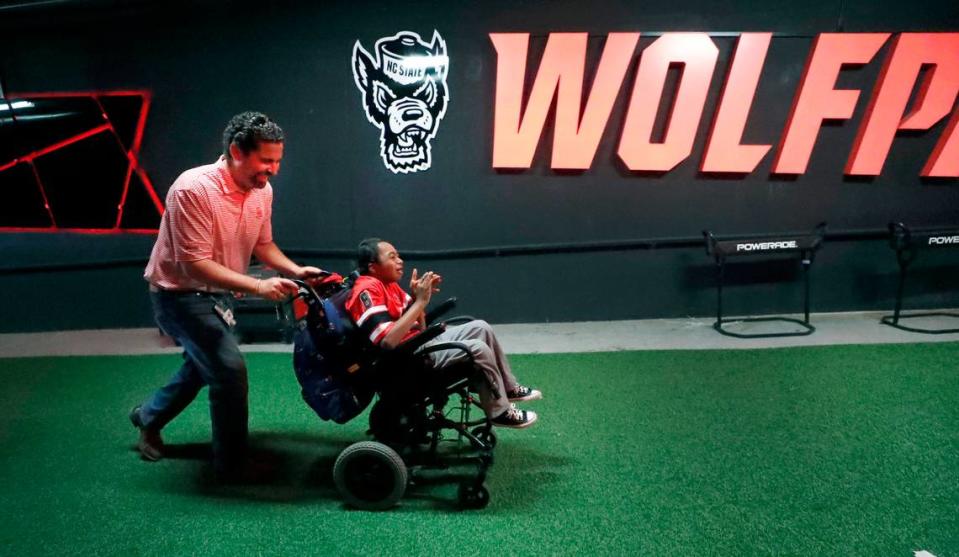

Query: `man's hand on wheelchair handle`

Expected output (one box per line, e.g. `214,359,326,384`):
296,266,329,281
292,266,344,290
257,277,299,302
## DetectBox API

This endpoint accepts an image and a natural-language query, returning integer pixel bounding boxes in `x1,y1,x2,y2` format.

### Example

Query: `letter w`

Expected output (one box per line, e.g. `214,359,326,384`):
490,33,639,169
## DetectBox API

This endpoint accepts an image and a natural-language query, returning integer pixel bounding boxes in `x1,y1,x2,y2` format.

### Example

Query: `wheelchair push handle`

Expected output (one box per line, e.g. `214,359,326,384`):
290,270,347,299
289,278,322,303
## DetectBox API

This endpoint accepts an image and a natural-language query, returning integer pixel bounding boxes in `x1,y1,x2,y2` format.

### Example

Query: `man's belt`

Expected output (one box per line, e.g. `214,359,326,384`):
148,284,222,296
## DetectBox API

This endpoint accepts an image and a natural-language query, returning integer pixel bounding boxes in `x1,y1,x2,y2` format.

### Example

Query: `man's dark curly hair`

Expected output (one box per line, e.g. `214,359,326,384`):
222,111,285,159
357,237,384,275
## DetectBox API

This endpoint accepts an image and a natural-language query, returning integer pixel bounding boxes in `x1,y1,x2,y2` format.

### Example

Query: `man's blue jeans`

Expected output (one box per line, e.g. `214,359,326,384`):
139,290,248,472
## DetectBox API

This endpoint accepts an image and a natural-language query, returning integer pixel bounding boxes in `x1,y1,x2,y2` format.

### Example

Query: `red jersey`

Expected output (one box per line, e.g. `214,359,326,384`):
346,275,419,346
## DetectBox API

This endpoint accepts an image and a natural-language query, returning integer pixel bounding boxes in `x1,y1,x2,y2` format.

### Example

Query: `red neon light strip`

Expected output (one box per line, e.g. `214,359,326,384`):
27,161,56,228
0,227,157,235
95,91,159,227
91,94,138,229
136,166,165,216
0,90,163,233
130,92,151,154
130,93,164,215
113,154,137,228
115,169,134,225
8,90,151,98
20,123,111,164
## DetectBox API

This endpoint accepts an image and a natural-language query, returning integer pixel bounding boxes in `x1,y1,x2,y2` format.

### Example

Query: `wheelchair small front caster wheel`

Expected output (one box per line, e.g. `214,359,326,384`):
470,426,497,449
334,441,408,511
458,482,490,509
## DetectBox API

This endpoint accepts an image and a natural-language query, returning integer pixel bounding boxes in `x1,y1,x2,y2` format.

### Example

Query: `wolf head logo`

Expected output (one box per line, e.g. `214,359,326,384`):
352,31,450,174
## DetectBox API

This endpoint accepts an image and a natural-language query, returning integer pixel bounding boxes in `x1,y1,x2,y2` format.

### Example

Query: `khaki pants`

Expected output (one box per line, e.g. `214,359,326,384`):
422,319,518,417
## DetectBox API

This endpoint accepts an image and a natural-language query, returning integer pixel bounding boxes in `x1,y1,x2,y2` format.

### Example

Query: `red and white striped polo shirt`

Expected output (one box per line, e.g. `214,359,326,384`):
144,157,273,291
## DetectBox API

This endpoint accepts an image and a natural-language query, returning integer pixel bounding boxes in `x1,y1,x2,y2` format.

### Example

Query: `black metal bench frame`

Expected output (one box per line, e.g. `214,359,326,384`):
880,222,959,334
704,223,826,339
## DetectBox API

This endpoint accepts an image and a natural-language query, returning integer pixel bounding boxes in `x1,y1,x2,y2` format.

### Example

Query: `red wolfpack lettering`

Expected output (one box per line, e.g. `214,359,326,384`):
490,32,959,177
618,33,718,172
490,33,639,169
772,33,889,174
702,33,772,173
846,33,959,177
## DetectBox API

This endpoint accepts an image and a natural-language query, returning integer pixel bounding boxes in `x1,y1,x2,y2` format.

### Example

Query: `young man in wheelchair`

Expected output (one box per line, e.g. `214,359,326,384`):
346,238,541,428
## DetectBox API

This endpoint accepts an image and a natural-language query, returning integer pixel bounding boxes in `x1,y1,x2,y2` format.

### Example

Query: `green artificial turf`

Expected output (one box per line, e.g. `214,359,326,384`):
0,343,957,555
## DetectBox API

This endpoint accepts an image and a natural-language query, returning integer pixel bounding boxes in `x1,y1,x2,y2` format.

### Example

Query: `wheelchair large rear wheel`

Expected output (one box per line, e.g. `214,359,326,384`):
333,441,408,510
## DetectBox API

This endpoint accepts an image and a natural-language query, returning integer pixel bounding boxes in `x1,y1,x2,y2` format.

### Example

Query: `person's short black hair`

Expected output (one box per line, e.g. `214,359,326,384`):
357,237,384,275
222,111,284,159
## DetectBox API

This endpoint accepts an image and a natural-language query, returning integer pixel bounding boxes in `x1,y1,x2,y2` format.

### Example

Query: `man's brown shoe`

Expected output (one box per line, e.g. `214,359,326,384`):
130,406,164,461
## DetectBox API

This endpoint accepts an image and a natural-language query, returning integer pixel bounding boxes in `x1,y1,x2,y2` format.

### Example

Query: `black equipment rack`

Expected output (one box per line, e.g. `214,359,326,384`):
880,222,959,334
703,223,827,338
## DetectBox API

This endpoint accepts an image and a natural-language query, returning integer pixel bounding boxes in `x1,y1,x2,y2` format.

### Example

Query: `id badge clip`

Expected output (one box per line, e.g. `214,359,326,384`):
213,299,237,328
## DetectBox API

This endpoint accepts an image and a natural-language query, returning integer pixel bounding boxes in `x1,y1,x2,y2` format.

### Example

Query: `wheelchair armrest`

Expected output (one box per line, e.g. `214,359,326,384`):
393,322,446,355
415,341,476,366
442,315,476,326
425,297,457,325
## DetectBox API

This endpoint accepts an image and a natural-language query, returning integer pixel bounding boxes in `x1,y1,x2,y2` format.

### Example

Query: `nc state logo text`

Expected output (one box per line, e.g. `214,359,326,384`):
353,31,450,174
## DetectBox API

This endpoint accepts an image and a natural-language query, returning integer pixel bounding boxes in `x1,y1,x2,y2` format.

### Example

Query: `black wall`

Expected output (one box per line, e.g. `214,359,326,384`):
1,0,958,332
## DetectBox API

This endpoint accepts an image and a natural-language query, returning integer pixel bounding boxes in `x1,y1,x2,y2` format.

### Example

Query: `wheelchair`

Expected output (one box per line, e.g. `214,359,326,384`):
290,276,496,511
